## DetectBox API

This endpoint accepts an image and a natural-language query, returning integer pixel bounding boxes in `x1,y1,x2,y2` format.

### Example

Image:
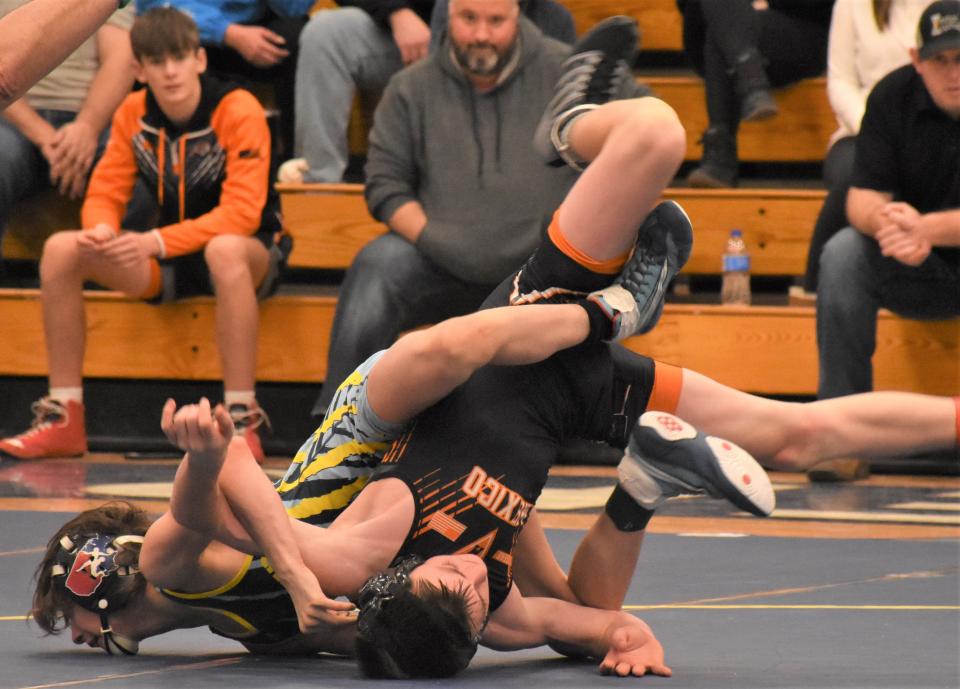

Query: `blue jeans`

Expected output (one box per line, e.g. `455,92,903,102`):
0,110,110,237
816,227,960,398
294,7,403,182
312,233,495,415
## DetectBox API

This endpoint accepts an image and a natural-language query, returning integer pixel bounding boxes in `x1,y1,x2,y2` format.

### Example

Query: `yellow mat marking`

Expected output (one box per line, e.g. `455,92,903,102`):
625,604,959,611
17,658,242,689
84,482,172,499
888,501,960,512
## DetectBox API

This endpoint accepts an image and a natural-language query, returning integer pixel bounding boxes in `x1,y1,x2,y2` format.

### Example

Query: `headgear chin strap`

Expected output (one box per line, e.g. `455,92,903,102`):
50,533,144,656
356,555,424,636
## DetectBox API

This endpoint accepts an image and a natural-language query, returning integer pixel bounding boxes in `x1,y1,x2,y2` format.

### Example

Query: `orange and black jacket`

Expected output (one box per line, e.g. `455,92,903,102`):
82,75,282,259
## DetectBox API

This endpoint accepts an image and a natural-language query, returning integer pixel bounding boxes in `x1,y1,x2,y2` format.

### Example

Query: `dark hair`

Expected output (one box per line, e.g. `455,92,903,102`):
130,7,201,62
873,0,893,31
32,501,152,634
355,580,479,678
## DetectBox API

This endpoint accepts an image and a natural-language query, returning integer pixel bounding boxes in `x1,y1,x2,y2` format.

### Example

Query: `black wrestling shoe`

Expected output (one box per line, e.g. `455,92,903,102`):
587,200,693,340
619,412,775,517
534,15,639,170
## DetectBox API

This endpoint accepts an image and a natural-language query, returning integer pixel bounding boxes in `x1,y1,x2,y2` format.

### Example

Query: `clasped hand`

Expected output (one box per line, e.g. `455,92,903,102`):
77,224,157,267
875,202,931,267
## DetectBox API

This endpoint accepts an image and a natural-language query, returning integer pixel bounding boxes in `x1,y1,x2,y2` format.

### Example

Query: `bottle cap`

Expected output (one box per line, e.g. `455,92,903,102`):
731,229,743,237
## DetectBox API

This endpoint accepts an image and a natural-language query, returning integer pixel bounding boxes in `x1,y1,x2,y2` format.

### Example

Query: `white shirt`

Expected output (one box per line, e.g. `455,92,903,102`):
826,0,927,145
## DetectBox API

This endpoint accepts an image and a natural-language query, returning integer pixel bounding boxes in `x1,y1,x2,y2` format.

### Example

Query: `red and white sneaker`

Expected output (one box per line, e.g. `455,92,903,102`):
0,398,87,460
229,403,272,465
619,411,775,517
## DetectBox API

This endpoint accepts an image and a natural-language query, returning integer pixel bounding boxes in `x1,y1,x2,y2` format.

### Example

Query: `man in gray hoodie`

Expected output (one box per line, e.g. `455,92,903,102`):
312,0,594,415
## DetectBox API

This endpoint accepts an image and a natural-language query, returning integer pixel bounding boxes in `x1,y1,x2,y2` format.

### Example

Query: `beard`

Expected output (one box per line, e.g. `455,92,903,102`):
453,38,517,78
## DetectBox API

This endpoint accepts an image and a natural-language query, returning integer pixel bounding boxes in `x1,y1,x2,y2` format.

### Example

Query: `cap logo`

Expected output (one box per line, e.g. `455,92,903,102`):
930,12,960,37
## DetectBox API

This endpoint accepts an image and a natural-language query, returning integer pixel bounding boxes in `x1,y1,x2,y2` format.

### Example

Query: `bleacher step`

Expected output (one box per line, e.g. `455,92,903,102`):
2,288,955,396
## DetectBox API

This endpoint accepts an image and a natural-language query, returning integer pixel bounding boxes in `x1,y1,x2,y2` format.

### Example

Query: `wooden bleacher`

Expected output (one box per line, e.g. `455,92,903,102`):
2,191,81,261
318,75,835,164
2,182,957,396
279,183,829,276
2,1,956,401
565,0,683,51
1,287,955,396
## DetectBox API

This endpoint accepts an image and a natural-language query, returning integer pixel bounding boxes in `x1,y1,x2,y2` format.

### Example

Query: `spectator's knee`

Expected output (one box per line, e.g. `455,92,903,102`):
300,7,370,53
204,235,251,283
350,234,411,280
39,230,82,276
42,230,78,256
818,227,867,293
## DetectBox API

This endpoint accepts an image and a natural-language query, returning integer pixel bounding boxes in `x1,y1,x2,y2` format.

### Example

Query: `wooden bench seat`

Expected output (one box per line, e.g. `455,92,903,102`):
3,184,829,274
565,0,684,51
341,75,835,163
2,190,81,261
2,288,956,395
278,183,826,276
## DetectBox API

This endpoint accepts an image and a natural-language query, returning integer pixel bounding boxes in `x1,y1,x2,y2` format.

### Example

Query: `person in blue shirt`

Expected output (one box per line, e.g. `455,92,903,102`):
135,0,315,157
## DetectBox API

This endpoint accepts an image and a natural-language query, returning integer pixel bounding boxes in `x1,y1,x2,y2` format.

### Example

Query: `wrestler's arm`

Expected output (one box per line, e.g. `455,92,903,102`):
482,587,672,677
511,510,579,603
150,399,354,631
241,618,358,657
367,303,589,424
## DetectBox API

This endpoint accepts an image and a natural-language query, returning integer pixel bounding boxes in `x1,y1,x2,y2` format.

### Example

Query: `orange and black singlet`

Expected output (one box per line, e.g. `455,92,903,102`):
370,343,658,611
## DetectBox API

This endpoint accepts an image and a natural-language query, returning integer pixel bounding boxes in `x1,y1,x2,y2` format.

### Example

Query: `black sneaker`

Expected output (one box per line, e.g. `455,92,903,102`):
740,88,778,122
534,16,639,169
587,200,693,340
619,412,775,517
687,126,739,188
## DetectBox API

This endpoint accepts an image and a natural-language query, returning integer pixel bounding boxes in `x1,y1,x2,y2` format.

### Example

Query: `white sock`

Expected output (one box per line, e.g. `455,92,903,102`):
617,450,665,509
224,390,256,409
49,387,83,404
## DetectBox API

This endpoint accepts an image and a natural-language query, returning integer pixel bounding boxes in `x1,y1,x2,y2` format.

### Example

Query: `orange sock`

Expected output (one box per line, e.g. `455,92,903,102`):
547,211,630,275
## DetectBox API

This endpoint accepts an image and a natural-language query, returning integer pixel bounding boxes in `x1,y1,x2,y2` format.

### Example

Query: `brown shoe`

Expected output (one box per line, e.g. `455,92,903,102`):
808,458,870,482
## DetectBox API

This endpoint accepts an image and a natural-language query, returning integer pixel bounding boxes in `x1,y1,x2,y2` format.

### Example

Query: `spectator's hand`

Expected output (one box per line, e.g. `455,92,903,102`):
48,120,98,198
752,0,769,10
876,222,931,267
277,157,308,184
77,223,117,250
98,231,159,268
598,617,672,678
881,202,922,232
34,122,59,163
224,24,289,68
389,8,430,65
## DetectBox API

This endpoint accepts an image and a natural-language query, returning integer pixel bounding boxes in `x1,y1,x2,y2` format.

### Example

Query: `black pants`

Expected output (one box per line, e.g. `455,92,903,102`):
803,135,857,292
678,0,828,133
203,10,307,158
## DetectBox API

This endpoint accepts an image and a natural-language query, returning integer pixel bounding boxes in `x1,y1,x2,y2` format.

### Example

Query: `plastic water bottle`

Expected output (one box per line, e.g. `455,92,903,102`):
721,229,751,306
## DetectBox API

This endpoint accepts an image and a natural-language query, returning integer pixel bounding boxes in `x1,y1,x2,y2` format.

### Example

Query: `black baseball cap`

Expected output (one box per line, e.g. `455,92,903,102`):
917,1,960,60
